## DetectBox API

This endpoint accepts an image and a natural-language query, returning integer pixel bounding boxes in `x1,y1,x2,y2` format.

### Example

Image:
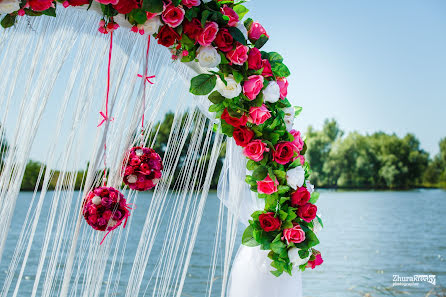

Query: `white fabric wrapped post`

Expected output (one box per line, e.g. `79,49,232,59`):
218,139,303,297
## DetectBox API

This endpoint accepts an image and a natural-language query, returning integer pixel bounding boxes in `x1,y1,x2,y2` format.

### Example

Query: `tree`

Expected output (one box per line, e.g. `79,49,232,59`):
0,125,8,172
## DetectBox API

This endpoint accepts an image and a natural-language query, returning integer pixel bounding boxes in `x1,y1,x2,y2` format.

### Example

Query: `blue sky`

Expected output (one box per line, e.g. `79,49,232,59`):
245,0,446,155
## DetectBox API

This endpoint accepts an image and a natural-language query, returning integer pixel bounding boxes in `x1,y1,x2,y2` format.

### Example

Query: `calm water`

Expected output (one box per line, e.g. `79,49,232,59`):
1,189,445,297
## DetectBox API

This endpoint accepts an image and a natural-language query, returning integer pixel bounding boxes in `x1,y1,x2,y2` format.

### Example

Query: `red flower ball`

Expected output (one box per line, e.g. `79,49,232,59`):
82,186,130,232
122,146,163,191
259,212,281,232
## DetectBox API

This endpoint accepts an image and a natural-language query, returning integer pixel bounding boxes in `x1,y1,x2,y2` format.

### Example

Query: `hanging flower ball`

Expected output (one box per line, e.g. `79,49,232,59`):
82,187,130,232
122,146,163,191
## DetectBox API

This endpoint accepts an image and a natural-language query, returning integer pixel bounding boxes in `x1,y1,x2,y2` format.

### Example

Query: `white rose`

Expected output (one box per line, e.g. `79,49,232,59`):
92,196,102,205
283,106,295,131
263,81,280,103
0,0,20,14
127,175,137,184
306,180,314,194
216,75,241,99
312,216,323,234
236,22,248,39
286,166,305,189
140,16,162,35
288,248,311,267
197,46,221,68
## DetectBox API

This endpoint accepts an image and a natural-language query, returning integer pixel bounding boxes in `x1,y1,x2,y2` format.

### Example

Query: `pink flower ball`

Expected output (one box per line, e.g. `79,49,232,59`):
82,186,130,232
122,146,163,191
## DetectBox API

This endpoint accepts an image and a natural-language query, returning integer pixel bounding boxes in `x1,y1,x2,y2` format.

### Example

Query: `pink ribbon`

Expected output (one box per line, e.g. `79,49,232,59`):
100,203,132,245
137,73,155,84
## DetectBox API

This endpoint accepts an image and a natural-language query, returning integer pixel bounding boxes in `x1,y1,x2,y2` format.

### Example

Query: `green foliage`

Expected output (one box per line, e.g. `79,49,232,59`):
189,74,217,96
142,0,163,13
1,15,16,29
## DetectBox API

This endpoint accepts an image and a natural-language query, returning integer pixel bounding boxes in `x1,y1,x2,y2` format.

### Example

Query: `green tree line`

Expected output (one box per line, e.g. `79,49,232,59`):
0,116,444,191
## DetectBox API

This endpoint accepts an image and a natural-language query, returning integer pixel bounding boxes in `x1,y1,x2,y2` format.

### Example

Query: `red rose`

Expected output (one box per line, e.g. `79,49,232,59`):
221,5,239,27
28,0,53,11
261,59,273,77
297,203,317,222
156,25,180,47
259,212,281,232
273,142,295,165
183,18,202,40
67,0,89,6
248,47,262,70
221,108,247,127
291,187,311,206
233,127,254,147
214,28,234,52
112,0,138,14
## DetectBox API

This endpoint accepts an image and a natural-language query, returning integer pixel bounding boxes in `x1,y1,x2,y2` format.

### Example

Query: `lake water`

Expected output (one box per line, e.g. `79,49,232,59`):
1,189,445,297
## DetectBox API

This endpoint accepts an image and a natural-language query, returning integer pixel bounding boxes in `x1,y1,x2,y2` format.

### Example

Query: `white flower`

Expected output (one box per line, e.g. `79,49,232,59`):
92,196,102,205
236,21,248,39
263,81,280,103
283,106,295,131
127,175,137,184
140,16,162,35
0,0,20,14
135,149,144,156
286,166,305,189
288,248,311,267
107,219,118,228
216,75,241,99
312,216,323,234
197,46,221,68
306,180,314,194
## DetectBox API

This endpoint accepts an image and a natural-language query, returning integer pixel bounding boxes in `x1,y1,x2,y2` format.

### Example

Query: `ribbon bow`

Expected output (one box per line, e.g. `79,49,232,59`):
137,74,155,84
97,111,114,127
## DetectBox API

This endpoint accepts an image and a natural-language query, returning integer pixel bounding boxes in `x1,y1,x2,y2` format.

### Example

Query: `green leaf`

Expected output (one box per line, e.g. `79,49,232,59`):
294,106,303,117
317,215,324,228
268,52,283,63
254,34,269,49
279,210,288,221
277,185,290,194
270,240,286,254
245,175,257,186
208,103,224,112
298,249,310,259
101,4,118,16
252,166,268,180
270,61,291,77
201,10,210,26
142,0,163,13
244,17,253,30
246,160,258,171
130,8,147,24
232,69,244,83
242,225,260,247
273,170,286,184
233,4,249,19
221,120,234,137
219,51,229,64
42,7,56,17
250,92,264,107
189,74,217,95
309,191,320,204
172,0,180,6
1,14,16,29
185,6,199,21
208,91,225,104
228,26,247,46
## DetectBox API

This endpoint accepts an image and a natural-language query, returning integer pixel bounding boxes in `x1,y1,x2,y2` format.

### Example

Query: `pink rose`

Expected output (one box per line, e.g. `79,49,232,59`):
277,77,288,99
248,21,269,41
243,140,269,162
162,4,185,28
290,130,304,151
248,104,271,125
282,224,306,244
221,5,239,27
197,22,218,46
261,59,273,77
226,42,249,65
181,0,200,8
247,47,262,70
307,253,323,269
297,203,317,222
243,75,264,100
257,175,278,194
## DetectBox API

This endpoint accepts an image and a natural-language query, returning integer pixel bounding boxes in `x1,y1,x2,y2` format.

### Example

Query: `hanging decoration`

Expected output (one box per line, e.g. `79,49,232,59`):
122,146,163,191
0,0,324,276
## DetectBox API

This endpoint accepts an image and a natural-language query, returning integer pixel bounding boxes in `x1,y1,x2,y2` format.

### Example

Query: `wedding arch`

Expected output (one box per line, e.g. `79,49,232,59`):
0,0,323,296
